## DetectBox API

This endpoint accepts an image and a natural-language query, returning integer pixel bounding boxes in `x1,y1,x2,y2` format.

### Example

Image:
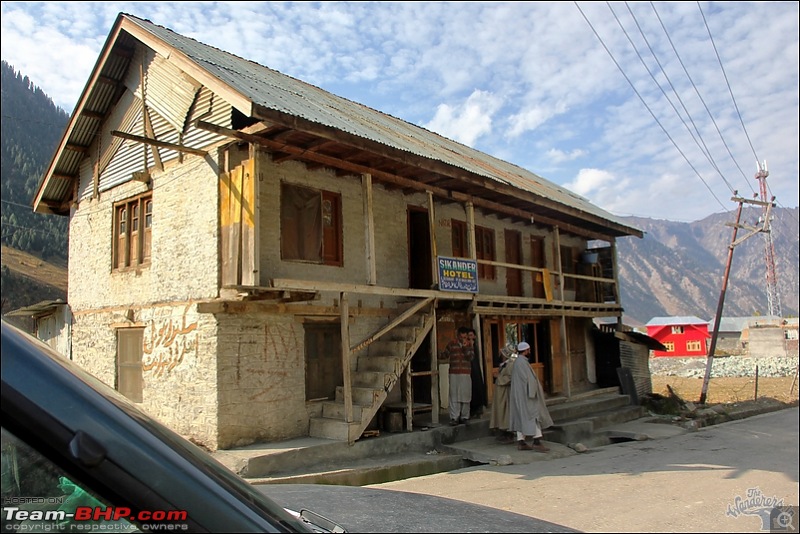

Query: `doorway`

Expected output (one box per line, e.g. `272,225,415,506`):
304,323,343,401
408,207,432,290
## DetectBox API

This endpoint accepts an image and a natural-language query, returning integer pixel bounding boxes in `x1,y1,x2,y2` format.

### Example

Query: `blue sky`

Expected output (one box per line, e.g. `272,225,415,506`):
1,1,798,223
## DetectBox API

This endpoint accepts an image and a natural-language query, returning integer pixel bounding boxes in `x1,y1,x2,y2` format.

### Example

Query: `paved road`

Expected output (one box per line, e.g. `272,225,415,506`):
371,408,799,533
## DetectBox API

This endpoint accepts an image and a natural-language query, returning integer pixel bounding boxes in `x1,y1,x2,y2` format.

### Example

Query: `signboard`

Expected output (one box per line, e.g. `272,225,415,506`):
437,256,479,293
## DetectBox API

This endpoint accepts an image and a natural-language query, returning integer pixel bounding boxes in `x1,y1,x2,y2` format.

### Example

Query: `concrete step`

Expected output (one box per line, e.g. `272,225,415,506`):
240,420,477,479
542,395,645,446
547,392,632,422
369,339,412,356
335,385,382,405
321,400,371,421
308,417,361,441
352,370,394,389
357,355,403,373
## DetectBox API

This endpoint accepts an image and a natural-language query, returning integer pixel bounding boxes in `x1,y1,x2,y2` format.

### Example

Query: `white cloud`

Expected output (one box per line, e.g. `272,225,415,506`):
1,1,797,222
424,90,502,146
546,148,587,165
565,168,618,198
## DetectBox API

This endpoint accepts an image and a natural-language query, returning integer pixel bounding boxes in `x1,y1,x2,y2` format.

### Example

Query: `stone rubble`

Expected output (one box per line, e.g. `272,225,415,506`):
648,355,799,379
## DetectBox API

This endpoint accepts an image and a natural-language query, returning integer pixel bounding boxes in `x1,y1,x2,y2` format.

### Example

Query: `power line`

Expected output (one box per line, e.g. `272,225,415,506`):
575,2,729,212
613,2,737,195
697,1,761,165
649,2,757,196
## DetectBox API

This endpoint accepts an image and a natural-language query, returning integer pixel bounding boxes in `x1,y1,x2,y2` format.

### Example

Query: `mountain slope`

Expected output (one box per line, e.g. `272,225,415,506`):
617,207,799,323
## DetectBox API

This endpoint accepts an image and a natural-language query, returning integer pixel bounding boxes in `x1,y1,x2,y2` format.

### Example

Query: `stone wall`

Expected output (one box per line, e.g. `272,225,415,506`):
68,154,222,448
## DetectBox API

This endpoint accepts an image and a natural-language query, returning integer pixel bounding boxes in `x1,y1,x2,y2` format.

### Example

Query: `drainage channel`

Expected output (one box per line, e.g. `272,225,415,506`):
249,452,476,487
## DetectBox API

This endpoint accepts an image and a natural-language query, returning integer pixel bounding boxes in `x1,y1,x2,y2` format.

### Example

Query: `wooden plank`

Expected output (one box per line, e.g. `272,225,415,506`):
362,173,377,285
350,297,433,353
195,120,622,241
110,130,207,156
340,293,354,426
271,278,473,300
241,159,256,286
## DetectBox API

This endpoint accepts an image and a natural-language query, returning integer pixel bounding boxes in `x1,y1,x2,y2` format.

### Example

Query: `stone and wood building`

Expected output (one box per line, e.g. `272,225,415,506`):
33,13,643,450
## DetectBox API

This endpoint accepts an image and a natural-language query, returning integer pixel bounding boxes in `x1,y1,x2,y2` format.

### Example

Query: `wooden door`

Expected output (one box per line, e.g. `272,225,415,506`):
505,230,522,296
305,323,343,401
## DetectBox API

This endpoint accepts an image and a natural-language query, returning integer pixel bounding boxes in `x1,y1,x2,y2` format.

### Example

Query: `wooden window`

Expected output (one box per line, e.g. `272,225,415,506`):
451,220,494,279
113,193,152,271
687,340,702,352
475,226,495,280
664,341,675,353
671,326,685,334
281,183,342,266
117,328,143,403
322,191,342,266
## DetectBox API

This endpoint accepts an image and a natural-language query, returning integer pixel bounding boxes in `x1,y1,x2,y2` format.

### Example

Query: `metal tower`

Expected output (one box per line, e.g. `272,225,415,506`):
755,161,781,318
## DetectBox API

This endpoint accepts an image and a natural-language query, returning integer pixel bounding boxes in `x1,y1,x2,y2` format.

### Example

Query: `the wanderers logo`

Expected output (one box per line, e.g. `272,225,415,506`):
725,487,796,532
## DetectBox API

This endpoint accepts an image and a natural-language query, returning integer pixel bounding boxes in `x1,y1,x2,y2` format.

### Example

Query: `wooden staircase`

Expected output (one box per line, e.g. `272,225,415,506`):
308,298,435,441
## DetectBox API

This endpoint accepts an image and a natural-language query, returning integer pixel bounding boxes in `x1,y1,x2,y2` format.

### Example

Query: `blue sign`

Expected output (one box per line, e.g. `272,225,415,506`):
437,256,479,293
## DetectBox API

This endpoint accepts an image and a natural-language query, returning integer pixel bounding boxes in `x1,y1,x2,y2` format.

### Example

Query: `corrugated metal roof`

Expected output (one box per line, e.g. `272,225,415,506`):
5,300,67,317
36,13,642,238
123,14,638,234
646,316,708,326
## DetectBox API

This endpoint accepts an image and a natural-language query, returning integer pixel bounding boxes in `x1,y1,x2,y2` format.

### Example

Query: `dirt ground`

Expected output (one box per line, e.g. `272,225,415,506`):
650,374,800,406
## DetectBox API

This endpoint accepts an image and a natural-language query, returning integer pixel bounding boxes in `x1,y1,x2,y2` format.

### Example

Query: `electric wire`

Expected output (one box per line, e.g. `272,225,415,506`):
649,2,757,196
575,1,729,212
697,1,761,166
613,2,737,196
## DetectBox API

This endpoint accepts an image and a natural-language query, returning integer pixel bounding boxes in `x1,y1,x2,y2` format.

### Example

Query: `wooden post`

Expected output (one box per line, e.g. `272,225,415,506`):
554,227,571,398
427,191,438,288
429,305,440,425
340,292,353,423
362,173,377,285
466,202,477,261
404,367,413,432
610,240,622,330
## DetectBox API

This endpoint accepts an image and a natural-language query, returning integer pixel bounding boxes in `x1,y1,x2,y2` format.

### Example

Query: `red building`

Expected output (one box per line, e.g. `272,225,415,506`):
645,316,710,357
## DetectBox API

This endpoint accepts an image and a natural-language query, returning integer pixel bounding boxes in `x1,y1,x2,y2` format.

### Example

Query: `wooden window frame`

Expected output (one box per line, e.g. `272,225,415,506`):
664,341,675,353
113,193,152,272
280,183,343,266
475,225,495,280
686,340,702,352
450,220,495,280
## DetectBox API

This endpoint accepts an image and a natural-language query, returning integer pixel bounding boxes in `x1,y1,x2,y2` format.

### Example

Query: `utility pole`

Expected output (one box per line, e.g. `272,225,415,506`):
699,191,775,405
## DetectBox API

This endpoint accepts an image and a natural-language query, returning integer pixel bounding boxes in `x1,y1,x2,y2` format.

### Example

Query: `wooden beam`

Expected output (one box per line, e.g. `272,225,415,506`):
65,143,89,153
270,278,473,300
362,173,377,285
249,107,640,237
111,131,208,157
80,110,105,120
340,292,354,425
195,120,614,240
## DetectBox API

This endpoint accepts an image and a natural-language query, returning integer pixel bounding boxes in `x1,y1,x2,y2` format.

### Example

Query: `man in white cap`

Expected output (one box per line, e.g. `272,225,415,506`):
509,341,553,451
